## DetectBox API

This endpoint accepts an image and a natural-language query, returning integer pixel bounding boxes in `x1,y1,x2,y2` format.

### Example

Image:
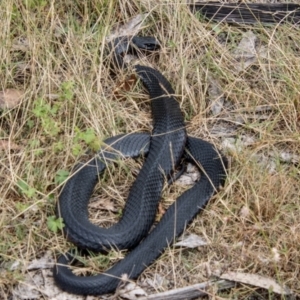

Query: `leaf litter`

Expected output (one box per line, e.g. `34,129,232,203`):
174,233,208,248
218,272,292,296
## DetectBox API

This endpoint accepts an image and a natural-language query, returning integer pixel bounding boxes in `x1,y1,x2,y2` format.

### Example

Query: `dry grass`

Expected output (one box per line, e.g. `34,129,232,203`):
0,1,299,299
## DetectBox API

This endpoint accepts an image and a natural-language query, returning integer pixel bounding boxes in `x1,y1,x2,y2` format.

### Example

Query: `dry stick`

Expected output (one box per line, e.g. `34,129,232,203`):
138,280,236,300
189,2,300,25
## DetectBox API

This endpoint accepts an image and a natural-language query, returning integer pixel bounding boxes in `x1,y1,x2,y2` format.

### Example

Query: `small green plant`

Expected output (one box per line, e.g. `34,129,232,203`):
60,81,75,101
32,98,61,137
15,202,30,213
17,180,36,198
25,0,47,9
53,141,64,153
74,127,96,145
28,139,44,156
71,143,83,156
47,216,65,233
15,224,26,240
72,127,101,155
55,169,70,185
32,81,75,138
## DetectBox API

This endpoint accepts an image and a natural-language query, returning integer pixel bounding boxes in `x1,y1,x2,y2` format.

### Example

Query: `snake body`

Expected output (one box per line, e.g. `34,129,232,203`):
54,133,226,295
52,2,300,293
57,65,186,252
53,37,227,295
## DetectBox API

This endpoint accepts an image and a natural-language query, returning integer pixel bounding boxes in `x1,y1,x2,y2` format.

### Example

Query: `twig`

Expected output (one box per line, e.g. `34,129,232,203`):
139,280,235,300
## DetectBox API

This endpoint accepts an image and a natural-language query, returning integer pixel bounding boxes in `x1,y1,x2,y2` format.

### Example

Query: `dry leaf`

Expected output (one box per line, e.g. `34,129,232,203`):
118,282,147,300
221,138,242,154
278,151,299,164
143,274,167,290
13,266,88,299
219,271,292,295
0,140,21,150
12,37,30,52
176,163,200,186
271,247,281,263
114,74,138,100
0,89,24,109
208,75,224,115
233,31,267,72
13,283,40,299
108,14,149,42
13,270,44,299
239,205,250,219
89,198,118,212
107,13,151,67
175,234,208,248
27,251,54,270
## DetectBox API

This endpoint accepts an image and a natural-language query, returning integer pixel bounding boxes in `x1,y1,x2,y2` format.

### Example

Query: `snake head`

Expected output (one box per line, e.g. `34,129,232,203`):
109,36,160,69
131,36,160,51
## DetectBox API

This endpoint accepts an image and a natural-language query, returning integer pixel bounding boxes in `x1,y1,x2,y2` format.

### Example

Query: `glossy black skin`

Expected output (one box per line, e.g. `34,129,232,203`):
54,133,227,295
108,36,160,68
54,36,226,296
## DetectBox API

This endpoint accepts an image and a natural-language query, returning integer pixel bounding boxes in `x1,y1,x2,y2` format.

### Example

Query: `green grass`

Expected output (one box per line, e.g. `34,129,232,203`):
0,1,299,299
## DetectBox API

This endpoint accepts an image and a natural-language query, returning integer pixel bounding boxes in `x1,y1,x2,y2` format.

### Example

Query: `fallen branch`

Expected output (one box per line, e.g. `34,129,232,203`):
138,280,235,300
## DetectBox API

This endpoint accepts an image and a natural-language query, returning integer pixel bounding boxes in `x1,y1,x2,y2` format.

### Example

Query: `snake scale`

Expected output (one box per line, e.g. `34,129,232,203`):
53,37,227,295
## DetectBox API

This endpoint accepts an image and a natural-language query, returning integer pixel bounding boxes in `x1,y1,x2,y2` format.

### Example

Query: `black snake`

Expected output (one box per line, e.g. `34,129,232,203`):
52,3,300,295
53,37,227,295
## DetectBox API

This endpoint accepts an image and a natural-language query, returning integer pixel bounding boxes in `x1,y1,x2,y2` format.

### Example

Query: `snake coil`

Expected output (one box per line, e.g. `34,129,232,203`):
53,37,227,295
